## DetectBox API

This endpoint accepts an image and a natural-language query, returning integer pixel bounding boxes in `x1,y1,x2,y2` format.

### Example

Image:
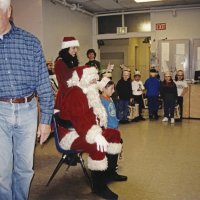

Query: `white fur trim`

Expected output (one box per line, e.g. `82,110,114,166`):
79,67,99,88
62,40,79,49
87,156,108,171
60,129,79,150
107,143,122,155
67,67,99,88
85,125,102,144
84,85,107,128
67,71,80,88
67,68,107,128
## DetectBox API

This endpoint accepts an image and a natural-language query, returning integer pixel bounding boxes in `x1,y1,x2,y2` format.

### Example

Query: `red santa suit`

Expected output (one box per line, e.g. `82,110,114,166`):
54,36,80,110
58,66,122,171
54,59,74,109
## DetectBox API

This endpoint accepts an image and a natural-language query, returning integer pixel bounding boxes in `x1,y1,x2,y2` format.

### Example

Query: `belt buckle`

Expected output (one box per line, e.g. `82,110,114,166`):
25,96,28,103
10,99,13,104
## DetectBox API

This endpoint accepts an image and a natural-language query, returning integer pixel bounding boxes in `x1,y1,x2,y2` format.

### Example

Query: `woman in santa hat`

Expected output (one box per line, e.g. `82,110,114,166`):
54,36,80,110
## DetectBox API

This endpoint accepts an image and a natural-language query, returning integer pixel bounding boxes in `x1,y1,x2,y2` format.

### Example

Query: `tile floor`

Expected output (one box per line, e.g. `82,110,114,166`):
29,118,200,200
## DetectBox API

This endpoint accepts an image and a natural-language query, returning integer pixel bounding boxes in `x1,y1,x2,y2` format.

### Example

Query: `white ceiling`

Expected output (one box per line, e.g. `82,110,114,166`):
53,0,200,15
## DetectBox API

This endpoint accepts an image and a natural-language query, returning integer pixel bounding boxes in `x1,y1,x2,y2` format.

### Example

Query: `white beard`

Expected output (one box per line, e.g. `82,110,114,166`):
81,84,107,128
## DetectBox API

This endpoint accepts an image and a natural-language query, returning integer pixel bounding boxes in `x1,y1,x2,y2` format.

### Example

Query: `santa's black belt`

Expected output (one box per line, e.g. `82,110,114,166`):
54,114,73,129
0,93,35,103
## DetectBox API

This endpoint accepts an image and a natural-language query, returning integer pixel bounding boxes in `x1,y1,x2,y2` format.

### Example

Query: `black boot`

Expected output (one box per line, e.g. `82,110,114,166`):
91,170,118,200
106,154,127,182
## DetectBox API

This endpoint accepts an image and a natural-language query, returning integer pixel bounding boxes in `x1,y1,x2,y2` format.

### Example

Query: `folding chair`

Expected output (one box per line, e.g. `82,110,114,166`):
128,103,139,120
174,104,180,119
46,113,92,190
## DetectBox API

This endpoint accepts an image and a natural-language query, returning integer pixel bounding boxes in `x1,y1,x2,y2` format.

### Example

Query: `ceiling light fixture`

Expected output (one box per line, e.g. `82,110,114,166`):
135,0,163,3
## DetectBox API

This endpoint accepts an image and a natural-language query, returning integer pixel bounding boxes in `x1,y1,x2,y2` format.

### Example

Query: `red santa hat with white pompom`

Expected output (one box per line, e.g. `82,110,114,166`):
61,36,80,49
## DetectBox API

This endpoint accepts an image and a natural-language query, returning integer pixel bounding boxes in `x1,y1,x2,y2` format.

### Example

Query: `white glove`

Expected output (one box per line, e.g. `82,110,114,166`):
94,134,108,152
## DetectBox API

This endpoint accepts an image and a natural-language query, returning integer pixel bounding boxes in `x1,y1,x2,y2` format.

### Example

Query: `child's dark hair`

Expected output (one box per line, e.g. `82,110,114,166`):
86,49,96,58
105,80,115,88
99,80,115,94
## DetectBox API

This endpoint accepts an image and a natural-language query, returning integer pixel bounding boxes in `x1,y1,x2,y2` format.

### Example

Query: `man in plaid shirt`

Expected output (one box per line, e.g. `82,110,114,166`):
0,0,54,199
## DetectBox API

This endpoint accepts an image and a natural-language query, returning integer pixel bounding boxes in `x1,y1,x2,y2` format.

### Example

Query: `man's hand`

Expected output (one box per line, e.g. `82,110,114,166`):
94,134,108,152
37,123,51,145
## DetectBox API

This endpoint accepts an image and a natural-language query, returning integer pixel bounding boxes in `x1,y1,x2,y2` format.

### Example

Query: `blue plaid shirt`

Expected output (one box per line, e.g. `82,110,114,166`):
0,23,54,124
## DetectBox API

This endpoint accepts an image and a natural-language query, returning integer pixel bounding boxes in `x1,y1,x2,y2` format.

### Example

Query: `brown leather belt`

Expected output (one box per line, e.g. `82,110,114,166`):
0,93,35,103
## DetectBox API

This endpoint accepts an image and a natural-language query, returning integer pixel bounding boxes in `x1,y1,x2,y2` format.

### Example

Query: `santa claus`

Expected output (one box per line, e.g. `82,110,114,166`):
58,65,127,200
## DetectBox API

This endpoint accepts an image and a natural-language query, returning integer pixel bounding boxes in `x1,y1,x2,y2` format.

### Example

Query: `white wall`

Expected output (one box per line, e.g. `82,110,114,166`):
99,39,129,83
150,8,200,53
12,0,44,42
12,0,93,64
42,0,93,64
11,1,200,66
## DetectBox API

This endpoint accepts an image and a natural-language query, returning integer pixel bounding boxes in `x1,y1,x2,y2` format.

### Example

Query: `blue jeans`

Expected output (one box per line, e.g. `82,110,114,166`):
0,98,38,200
147,96,159,116
118,100,129,121
163,100,176,118
177,96,183,118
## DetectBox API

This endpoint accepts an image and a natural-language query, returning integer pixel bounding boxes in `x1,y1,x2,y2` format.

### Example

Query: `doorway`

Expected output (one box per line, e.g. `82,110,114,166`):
99,38,150,83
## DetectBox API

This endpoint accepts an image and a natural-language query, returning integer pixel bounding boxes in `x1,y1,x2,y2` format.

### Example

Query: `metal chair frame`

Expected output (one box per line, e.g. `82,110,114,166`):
46,113,92,190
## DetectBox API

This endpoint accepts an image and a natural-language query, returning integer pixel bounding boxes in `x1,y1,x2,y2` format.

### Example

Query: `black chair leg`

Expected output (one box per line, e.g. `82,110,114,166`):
46,154,67,186
79,154,93,190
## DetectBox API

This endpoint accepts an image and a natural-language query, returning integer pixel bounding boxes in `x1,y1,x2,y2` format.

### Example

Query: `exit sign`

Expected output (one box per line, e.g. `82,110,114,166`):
156,23,166,30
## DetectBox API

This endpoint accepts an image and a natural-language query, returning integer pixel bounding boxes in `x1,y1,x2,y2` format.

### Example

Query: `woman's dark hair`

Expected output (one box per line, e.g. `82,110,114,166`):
57,48,79,68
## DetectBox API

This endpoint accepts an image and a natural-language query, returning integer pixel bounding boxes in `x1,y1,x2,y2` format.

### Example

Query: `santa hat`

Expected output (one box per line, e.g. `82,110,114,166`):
67,66,99,89
61,37,80,49
98,77,111,92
